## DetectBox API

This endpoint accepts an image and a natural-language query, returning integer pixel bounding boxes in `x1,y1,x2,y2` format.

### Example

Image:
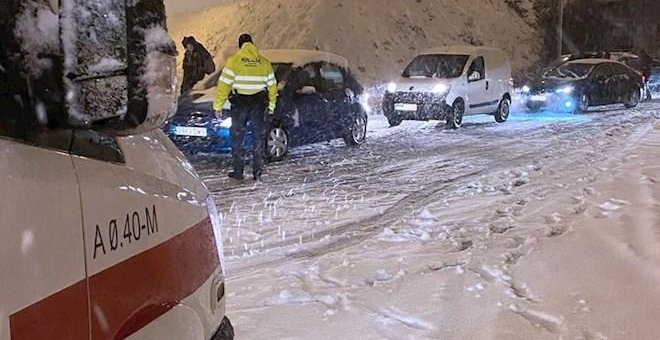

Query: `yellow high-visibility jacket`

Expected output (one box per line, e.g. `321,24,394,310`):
213,43,277,112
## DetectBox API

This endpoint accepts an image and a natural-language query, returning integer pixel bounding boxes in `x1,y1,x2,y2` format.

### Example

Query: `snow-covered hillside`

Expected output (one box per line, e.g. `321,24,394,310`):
167,0,539,84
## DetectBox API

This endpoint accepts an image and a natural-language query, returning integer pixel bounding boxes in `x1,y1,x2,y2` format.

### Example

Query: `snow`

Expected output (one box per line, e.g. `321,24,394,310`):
261,49,349,69
13,1,59,77
186,99,660,339
167,0,540,84
87,57,126,74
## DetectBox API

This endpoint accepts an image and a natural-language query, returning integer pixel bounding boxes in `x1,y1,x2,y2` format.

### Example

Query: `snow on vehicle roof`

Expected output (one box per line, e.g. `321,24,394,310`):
566,58,624,65
260,49,349,68
420,45,503,56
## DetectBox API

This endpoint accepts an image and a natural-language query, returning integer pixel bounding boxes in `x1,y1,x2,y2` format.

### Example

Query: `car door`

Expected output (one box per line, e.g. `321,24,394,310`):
287,63,331,144
589,64,616,105
465,56,492,114
319,62,350,140
611,63,635,101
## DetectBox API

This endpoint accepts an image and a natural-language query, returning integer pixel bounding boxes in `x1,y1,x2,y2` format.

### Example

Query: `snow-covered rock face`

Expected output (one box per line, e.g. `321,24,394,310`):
168,0,539,84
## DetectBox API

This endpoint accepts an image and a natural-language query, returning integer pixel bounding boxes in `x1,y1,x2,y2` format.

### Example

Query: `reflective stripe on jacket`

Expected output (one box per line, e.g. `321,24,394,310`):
213,43,277,111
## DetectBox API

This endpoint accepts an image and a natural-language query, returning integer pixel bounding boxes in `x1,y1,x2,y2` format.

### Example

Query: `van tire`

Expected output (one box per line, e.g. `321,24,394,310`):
494,98,510,123
447,98,464,129
387,116,402,127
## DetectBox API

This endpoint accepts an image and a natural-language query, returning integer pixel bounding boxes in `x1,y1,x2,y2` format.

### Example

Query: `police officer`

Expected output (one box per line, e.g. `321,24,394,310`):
214,34,277,181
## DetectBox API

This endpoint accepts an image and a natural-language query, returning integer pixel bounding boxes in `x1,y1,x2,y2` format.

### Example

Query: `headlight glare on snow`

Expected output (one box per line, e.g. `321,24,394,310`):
522,85,531,93
387,82,397,93
555,85,574,94
432,83,450,95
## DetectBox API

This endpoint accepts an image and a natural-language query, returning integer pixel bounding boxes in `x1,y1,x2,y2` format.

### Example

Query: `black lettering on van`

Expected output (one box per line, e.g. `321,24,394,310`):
145,205,158,235
109,219,119,251
93,205,160,259
93,225,106,259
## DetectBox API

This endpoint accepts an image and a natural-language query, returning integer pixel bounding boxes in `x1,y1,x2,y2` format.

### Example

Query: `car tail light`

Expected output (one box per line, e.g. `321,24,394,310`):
642,75,647,83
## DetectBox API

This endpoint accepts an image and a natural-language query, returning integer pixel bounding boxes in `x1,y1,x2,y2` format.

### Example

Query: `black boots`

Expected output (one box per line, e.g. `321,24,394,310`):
227,172,244,181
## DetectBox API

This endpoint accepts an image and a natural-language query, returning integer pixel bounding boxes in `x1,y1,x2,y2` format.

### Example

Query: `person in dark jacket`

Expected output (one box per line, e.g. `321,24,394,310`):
181,36,215,94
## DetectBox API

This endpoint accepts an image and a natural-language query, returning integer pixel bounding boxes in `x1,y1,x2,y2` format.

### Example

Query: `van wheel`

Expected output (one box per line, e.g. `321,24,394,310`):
266,125,288,162
344,114,367,146
447,99,464,129
494,98,510,123
387,116,402,127
624,86,640,108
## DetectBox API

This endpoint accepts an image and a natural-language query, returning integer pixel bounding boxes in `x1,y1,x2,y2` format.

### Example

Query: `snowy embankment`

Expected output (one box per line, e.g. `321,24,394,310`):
191,101,660,339
167,0,539,84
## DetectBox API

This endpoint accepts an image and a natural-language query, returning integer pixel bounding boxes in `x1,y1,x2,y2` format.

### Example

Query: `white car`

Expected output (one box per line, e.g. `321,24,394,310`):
1,1,232,339
383,46,514,129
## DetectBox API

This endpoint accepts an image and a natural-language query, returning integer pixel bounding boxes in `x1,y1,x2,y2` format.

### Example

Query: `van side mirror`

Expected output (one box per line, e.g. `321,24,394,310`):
60,0,177,134
468,71,482,82
297,86,317,95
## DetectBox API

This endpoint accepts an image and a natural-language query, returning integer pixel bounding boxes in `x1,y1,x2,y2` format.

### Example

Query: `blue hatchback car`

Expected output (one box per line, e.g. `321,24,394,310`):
165,49,368,162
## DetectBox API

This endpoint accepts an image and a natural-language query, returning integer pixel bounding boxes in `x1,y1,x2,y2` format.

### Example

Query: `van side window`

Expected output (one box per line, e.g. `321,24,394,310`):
319,62,345,92
467,57,486,82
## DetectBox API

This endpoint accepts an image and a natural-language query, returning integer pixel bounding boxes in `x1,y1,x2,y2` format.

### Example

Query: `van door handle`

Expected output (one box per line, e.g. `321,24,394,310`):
486,80,490,91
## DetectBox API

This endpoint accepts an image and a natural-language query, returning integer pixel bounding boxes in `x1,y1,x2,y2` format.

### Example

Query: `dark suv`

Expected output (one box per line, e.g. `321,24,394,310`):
166,50,368,161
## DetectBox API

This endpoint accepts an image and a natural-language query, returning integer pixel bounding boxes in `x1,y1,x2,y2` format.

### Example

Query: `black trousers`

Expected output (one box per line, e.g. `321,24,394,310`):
229,92,267,175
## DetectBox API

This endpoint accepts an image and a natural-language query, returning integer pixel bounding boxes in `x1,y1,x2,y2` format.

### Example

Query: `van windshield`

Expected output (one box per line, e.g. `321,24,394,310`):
403,54,469,78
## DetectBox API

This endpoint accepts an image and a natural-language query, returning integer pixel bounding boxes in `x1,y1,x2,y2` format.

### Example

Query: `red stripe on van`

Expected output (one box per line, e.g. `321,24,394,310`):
9,217,220,340
9,281,89,340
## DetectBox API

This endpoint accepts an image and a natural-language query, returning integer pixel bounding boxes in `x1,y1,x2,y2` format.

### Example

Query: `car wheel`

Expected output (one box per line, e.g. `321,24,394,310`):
387,116,402,127
575,93,589,114
624,86,641,108
265,125,288,162
526,102,542,112
344,114,367,146
447,98,464,129
494,98,510,123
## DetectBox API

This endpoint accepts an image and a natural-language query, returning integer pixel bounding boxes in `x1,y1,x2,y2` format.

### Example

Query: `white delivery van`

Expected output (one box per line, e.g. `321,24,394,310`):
383,46,514,129
0,0,233,339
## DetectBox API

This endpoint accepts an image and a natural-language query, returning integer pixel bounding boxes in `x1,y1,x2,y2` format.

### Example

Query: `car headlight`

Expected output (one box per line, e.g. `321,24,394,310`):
522,85,531,93
387,82,397,93
555,85,574,94
432,83,450,95
220,117,232,129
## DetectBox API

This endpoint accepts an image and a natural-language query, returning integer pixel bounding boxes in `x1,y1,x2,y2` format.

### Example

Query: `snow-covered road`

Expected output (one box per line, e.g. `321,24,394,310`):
190,102,660,339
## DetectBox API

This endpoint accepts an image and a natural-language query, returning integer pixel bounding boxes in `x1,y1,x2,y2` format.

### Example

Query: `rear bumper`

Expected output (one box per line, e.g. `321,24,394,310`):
383,92,451,120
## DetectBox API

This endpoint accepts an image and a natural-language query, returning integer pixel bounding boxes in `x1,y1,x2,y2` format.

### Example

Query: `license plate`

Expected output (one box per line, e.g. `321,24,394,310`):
173,126,208,137
394,103,418,111
530,94,547,102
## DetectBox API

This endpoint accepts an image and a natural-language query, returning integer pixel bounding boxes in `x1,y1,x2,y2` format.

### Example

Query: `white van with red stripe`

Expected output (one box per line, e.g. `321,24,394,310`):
0,0,233,339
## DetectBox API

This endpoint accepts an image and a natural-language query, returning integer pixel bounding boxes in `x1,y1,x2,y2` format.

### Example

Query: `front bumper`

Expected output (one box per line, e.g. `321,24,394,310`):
524,92,576,112
167,126,233,154
383,92,451,120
